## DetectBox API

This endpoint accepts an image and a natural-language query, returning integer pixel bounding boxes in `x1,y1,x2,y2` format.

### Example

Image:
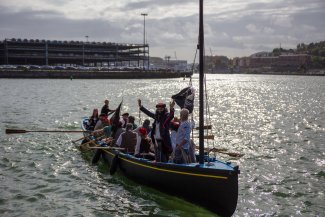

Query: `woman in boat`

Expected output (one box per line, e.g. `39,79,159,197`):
134,127,155,160
174,108,191,164
86,108,99,131
138,99,175,162
94,113,110,130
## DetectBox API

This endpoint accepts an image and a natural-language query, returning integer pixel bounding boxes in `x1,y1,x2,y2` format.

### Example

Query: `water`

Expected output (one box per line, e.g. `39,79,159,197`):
0,74,324,216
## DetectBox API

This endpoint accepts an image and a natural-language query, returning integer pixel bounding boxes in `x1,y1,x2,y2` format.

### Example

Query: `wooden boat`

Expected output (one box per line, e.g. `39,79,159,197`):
80,1,239,216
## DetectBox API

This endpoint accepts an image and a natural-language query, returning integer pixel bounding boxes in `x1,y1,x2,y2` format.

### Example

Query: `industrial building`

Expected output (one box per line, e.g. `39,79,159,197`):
0,38,149,67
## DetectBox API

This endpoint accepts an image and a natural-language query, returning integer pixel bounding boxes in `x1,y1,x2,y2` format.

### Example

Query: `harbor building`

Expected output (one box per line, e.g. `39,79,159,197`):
0,38,149,67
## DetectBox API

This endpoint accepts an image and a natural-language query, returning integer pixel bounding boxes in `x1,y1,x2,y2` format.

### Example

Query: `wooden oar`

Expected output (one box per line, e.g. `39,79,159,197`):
196,146,228,152
88,147,125,150
194,135,215,140
72,135,88,143
5,128,85,134
195,125,212,130
195,146,243,157
217,151,244,158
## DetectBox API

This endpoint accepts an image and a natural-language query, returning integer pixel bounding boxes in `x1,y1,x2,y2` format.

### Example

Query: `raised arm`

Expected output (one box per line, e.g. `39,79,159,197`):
138,99,156,119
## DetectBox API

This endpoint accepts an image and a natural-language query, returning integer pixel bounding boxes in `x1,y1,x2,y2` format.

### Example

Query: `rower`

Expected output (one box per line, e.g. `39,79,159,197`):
134,127,155,160
116,123,137,154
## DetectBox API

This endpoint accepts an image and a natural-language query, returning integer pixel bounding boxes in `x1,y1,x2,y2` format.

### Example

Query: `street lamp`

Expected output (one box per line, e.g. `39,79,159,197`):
141,13,148,69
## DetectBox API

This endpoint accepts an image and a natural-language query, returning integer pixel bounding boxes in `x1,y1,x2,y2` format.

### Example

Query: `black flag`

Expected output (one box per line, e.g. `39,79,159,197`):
110,101,122,137
172,87,195,114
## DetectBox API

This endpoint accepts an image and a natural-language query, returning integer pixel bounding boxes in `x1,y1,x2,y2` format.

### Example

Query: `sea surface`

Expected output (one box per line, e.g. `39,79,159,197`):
0,74,324,216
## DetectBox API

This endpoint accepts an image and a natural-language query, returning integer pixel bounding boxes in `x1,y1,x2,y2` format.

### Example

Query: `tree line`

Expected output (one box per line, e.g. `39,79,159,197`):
273,41,325,68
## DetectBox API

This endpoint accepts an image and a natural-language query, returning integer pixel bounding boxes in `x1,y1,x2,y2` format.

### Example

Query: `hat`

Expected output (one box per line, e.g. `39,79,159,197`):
156,102,166,108
139,127,147,136
122,112,129,116
99,113,107,117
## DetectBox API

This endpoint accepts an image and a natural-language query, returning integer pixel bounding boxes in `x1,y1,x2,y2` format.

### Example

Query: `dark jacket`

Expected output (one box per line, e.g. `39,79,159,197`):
140,106,174,154
101,105,114,115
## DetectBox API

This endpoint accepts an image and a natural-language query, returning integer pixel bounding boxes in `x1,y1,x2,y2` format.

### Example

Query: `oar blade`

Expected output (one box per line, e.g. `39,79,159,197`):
5,129,27,134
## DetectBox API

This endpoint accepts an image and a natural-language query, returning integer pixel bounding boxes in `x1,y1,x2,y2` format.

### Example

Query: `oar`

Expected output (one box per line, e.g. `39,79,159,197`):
72,135,88,143
195,146,228,152
194,135,215,140
195,146,243,157
217,151,244,158
6,128,85,134
88,147,125,150
195,125,212,130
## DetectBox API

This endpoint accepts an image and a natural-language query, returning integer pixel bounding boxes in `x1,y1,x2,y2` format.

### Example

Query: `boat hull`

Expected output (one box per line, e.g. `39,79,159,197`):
101,149,238,216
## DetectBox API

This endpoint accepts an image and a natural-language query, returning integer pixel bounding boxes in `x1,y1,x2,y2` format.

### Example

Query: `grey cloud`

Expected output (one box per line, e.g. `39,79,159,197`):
122,0,196,11
0,6,127,43
0,0,324,61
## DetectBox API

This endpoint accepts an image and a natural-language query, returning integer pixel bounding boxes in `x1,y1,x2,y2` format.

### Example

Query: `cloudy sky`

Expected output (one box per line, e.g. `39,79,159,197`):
0,0,324,62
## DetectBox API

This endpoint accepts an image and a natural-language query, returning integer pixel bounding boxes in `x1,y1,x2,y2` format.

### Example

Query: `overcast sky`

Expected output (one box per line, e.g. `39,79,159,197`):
0,0,324,62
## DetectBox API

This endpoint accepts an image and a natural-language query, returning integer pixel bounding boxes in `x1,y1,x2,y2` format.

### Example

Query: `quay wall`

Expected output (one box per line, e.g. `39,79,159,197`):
0,69,193,79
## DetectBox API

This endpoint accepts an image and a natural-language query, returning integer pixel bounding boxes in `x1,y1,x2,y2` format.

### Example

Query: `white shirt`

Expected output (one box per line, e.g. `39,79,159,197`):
116,133,123,146
134,134,142,155
154,122,162,139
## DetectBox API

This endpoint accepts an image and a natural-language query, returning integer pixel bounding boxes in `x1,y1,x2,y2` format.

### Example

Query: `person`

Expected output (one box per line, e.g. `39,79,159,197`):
101,100,115,115
94,113,110,130
138,99,175,162
174,108,191,164
134,127,155,160
142,119,152,135
116,123,137,154
86,108,99,131
120,112,129,128
112,121,125,145
92,125,113,139
90,125,113,165
170,118,180,151
134,119,152,137
128,115,138,130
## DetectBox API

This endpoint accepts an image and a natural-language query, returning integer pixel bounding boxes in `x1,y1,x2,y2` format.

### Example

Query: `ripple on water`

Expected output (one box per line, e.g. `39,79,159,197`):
1,76,324,216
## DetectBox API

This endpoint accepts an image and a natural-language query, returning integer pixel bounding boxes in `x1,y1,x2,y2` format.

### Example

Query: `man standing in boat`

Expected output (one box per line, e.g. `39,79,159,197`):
138,99,175,162
174,108,191,164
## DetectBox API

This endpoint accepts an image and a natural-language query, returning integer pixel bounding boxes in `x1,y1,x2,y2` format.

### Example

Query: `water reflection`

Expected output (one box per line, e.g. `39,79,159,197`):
0,74,324,216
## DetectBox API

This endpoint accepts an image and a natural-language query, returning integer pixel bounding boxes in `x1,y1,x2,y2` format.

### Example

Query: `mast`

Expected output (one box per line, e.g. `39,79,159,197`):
199,0,204,165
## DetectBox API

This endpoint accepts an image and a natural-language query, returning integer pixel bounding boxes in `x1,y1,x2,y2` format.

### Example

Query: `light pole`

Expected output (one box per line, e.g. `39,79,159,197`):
141,13,148,69
83,36,88,66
